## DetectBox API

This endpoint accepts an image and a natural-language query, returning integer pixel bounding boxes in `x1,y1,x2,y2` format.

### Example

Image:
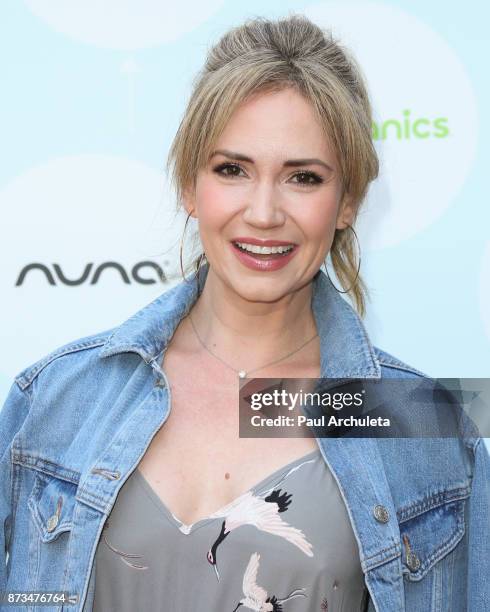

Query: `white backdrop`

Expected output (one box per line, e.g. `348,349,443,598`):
1,1,488,447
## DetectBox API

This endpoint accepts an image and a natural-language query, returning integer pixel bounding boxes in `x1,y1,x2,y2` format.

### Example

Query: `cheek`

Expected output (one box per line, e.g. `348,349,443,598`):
195,180,238,228
297,195,339,244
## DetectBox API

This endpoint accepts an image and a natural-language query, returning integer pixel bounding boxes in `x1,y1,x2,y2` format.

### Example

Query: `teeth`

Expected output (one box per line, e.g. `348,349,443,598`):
235,241,294,254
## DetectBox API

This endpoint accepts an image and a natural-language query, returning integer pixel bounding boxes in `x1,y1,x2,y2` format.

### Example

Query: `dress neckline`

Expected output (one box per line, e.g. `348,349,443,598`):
134,448,322,535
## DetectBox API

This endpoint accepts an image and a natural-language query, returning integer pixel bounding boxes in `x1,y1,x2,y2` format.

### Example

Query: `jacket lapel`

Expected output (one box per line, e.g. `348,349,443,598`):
310,269,404,610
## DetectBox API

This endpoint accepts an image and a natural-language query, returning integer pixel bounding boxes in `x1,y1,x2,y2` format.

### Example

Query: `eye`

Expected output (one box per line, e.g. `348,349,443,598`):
290,171,324,187
213,162,246,179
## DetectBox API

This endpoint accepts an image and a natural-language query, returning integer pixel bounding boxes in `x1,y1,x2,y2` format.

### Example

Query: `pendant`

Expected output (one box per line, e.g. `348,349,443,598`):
238,370,247,379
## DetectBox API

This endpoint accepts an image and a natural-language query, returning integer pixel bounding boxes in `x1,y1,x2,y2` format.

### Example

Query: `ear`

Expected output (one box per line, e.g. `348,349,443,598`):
182,184,198,218
335,192,357,230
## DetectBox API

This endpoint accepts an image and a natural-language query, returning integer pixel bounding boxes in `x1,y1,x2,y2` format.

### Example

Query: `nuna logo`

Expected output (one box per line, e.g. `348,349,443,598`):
372,109,449,140
15,261,176,286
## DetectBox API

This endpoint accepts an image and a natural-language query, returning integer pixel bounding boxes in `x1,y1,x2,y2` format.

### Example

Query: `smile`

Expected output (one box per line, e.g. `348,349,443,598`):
233,241,295,255
230,240,299,271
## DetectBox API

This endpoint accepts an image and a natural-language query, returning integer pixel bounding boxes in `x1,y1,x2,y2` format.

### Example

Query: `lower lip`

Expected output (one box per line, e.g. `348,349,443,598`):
230,242,299,271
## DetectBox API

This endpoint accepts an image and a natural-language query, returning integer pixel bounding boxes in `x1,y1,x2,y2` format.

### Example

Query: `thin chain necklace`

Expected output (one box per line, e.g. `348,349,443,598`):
187,313,318,379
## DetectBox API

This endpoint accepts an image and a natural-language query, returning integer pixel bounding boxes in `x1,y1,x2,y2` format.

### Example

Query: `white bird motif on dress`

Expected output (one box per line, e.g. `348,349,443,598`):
232,552,307,611
206,456,316,580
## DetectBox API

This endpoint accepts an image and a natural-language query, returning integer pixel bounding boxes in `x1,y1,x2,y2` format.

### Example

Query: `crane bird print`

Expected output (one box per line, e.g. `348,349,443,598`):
231,552,307,611
206,455,317,581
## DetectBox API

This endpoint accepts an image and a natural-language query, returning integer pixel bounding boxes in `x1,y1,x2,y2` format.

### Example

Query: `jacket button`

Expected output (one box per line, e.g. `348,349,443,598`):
46,514,59,532
373,504,389,523
154,378,166,388
406,551,421,572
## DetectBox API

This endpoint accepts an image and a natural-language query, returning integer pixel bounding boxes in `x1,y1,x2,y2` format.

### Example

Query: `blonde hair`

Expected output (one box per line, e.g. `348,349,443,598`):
166,14,379,317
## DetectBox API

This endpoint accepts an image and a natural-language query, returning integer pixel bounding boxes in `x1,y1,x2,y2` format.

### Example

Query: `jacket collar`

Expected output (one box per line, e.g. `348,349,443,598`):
99,261,381,379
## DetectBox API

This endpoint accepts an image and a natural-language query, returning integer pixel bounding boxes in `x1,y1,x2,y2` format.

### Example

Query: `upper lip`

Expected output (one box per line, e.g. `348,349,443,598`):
231,237,297,246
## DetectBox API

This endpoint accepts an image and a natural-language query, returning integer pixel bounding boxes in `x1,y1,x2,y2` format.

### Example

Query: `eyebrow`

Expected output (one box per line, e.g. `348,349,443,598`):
210,149,334,172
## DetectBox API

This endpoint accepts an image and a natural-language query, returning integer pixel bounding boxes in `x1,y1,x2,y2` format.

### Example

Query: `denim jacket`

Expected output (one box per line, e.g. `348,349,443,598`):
1,262,489,611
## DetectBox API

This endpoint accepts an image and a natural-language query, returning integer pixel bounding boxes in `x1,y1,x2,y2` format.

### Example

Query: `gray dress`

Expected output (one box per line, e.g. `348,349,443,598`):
93,448,367,611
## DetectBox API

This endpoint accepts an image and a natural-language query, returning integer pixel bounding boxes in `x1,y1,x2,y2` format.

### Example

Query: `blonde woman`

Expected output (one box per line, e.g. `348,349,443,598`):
1,14,489,612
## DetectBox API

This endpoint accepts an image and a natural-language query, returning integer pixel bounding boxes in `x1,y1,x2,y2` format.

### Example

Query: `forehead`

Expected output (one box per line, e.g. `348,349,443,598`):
214,87,337,164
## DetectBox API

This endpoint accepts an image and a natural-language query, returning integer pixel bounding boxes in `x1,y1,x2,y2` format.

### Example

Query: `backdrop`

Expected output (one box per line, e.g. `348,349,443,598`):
1,1,488,448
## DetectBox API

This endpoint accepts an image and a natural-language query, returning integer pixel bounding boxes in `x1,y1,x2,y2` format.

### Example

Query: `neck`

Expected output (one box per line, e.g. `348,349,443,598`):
186,266,319,373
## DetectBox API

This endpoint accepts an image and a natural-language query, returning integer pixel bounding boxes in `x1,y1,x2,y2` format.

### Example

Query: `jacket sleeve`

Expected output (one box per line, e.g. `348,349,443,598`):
0,380,31,592
467,438,490,610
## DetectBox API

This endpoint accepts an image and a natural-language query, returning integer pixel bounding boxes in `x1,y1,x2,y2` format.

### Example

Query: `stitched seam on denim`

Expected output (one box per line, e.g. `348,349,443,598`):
446,529,456,609
377,360,428,378
7,385,32,563
77,487,108,503
402,501,466,580
27,474,45,539
100,284,192,361
362,542,401,566
30,509,74,539
15,457,80,485
15,337,110,389
97,343,152,363
63,494,106,608
373,347,422,369
27,473,75,541
431,556,443,611
77,514,107,611
135,296,200,364
363,541,400,561
8,462,21,559
99,326,118,350
13,455,81,485
338,297,380,375
76,488,110,510
61,490,84,600
397,486,471,522
27,514,41,610
422,502,465,571
363,544,401,571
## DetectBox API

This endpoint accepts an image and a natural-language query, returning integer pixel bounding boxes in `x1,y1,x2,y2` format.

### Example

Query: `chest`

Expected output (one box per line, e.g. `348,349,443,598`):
136,353,320,526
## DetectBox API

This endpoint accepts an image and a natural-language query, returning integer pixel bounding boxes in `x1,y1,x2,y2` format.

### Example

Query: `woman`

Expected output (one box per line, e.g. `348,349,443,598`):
1,14,489,612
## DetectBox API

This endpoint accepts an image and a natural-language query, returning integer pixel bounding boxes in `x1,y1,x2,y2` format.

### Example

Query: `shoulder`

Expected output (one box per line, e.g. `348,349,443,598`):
372,346,481,455
14,327,116,391
3,327,125,454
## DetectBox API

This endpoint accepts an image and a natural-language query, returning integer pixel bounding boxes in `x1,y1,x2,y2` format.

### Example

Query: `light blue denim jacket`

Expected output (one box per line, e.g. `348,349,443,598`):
1,262,489,611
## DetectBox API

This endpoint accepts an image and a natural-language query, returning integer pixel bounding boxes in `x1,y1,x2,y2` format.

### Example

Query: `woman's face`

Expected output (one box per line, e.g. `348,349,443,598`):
183,86,355,301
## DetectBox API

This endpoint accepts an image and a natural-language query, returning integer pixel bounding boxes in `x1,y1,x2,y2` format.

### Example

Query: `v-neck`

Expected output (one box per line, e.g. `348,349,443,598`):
133,448,321,535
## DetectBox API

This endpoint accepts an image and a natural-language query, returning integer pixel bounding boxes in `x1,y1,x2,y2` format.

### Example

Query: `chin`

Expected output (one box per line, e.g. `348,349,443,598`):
232,278,296,301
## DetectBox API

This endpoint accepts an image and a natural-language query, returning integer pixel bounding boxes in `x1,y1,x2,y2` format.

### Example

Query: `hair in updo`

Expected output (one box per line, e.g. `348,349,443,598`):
167,14,378,316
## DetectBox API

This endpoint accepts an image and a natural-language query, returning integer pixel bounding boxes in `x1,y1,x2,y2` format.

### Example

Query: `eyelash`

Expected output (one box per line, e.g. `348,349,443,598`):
212,163,324,187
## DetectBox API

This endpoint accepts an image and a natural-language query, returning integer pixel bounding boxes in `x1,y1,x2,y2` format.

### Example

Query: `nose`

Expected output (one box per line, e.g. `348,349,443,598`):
242,180,286,229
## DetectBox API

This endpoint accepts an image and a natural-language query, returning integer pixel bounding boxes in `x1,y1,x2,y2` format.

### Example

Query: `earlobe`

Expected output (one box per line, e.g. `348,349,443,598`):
182,185,197,218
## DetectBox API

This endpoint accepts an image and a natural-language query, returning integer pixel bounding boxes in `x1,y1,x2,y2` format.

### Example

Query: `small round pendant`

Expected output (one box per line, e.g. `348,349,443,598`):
238,370,247,379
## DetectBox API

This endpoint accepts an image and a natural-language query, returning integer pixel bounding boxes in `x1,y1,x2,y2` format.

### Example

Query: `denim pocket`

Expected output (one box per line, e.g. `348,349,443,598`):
25,471,80,611
397,489,468,582
27,471,78,543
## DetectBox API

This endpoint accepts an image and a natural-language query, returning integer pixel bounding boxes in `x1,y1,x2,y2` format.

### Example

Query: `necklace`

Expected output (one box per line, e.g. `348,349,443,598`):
188,313,318,379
